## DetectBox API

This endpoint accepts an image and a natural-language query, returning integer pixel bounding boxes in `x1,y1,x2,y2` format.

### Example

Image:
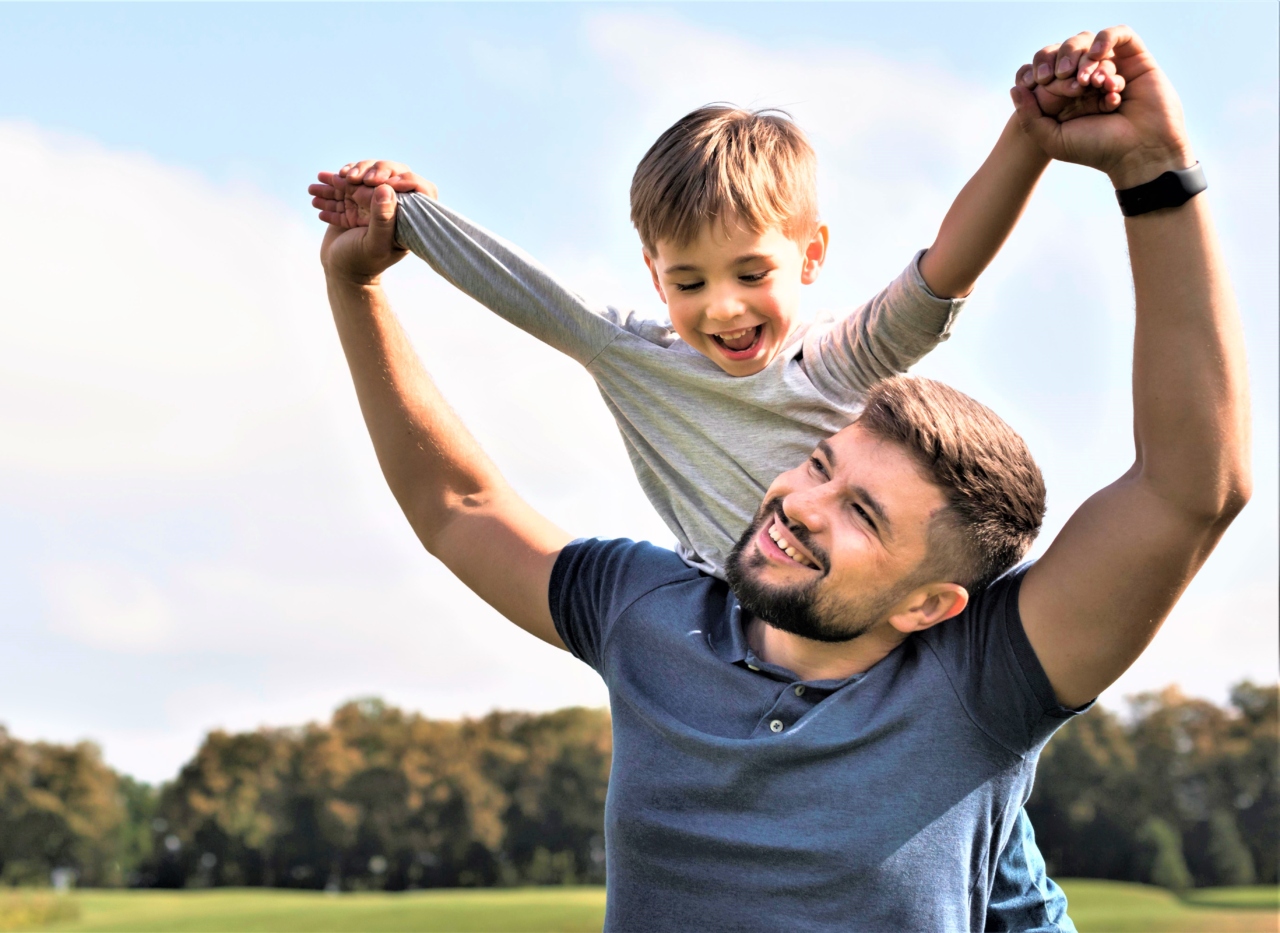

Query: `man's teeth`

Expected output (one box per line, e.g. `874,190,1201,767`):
767,524,814,568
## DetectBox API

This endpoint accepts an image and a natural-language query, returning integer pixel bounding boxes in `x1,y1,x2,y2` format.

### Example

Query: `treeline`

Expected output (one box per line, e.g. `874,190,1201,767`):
1,701,609,891
1,685,1275,891
1027,682,1277,889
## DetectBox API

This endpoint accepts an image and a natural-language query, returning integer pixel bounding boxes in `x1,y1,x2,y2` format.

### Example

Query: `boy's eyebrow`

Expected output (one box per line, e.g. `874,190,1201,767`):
663,253,773,274
816,439,892,534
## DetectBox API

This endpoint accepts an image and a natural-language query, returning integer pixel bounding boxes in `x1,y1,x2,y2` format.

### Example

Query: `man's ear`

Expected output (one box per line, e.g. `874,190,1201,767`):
799,224,829,285
642,250,668,305
886,582,969,634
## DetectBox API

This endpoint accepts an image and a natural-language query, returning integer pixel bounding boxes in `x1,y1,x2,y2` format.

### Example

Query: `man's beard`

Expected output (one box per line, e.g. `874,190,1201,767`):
724,497,909,644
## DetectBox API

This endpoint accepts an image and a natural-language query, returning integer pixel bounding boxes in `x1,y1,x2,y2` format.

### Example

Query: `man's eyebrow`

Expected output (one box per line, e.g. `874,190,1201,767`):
851,485,891,535
816,440,891,534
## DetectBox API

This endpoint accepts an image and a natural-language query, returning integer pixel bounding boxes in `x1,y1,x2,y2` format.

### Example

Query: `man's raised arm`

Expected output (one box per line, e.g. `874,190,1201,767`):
1014,26,1251,709
320,185,571,648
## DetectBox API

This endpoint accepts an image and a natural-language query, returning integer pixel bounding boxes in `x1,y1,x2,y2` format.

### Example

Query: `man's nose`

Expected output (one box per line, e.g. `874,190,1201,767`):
781,487,828,533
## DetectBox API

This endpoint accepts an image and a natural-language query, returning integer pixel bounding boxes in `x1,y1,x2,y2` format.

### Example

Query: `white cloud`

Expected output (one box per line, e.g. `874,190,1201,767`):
0,122,614,781
44,562,175,652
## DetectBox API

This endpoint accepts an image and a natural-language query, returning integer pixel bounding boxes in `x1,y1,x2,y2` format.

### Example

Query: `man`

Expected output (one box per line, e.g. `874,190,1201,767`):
317,26,1249,932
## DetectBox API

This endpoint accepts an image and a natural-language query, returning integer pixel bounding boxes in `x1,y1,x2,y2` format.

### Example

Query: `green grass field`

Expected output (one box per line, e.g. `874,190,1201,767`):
1,880,1275,932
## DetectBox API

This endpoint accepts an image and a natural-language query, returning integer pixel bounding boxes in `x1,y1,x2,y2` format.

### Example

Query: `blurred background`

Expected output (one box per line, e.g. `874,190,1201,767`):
0,0,1275,919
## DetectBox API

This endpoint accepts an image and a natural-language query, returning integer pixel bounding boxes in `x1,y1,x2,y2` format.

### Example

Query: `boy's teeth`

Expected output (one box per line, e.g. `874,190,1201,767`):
716,325,760,352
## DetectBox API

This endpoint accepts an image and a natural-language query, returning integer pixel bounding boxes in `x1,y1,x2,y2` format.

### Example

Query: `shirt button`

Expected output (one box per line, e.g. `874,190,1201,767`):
769,719,784,733
747,663,760,672
793,685,806,697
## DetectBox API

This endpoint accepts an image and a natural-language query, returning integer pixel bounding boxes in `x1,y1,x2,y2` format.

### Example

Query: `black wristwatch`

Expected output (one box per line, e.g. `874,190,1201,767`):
1115,163,1207,217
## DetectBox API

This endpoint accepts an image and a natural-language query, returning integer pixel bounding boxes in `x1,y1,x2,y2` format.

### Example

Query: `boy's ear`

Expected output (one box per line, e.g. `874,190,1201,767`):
885,582,968,635
800,224,829,285
642,250,668,304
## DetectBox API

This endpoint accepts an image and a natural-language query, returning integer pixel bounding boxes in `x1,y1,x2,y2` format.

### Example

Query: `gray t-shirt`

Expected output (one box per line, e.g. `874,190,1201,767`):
396,194,963,577
550,538,1087,932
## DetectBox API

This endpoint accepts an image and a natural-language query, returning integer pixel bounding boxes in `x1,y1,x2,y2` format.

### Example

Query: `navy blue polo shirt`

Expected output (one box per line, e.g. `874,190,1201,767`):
550,538,1086,932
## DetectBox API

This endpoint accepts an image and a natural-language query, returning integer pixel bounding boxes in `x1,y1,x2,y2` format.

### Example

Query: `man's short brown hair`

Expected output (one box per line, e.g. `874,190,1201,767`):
857,376,1046,592
630,105,819,255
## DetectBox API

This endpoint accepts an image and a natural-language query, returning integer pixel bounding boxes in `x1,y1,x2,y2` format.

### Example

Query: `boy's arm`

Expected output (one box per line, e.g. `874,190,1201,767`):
320,185,572,647
918,31,1123,298
916,114,1049,299
311,162,622,368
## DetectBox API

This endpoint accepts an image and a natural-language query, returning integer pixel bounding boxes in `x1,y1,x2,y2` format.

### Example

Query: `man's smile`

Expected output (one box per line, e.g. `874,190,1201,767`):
761,516,820,570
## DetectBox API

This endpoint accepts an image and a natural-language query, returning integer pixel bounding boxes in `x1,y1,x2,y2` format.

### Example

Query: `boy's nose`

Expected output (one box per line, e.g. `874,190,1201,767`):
704,291,747,322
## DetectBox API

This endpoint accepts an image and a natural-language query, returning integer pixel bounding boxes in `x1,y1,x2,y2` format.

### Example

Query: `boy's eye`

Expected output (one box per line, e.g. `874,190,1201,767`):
673,281,704,292
739,271,769,284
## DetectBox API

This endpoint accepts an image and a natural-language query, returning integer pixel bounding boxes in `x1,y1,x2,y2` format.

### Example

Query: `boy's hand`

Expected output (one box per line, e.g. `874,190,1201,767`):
1015,31,1126,122
308,160,437,229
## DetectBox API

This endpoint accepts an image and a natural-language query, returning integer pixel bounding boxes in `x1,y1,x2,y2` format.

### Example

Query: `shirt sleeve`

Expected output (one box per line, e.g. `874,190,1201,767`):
922,565,1092,757
394,193,622,366
803,250,965,401
548,538,693,673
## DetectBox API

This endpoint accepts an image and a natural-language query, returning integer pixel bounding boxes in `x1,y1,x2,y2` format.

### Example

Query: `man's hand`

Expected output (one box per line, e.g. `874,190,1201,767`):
319,183,406,285
309,160,437,230
1015,31,1126,122
1010,25,1195,189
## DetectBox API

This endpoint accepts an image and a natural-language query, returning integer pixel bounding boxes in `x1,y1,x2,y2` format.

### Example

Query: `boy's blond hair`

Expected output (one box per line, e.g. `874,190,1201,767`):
630,105,819,255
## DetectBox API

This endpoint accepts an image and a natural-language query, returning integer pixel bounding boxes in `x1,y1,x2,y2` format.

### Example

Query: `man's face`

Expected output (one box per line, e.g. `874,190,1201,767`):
644,217,828,377
725,423,950,641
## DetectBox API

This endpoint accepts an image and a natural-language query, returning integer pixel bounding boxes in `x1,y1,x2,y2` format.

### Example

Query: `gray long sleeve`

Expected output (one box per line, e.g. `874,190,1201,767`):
394,194,964,577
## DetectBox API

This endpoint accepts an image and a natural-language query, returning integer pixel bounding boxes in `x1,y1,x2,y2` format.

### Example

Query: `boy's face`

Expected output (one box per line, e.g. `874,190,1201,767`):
644,217,828,377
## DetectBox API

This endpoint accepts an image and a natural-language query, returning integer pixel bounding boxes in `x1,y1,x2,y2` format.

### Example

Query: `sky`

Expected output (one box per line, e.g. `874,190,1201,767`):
1,2,1276,784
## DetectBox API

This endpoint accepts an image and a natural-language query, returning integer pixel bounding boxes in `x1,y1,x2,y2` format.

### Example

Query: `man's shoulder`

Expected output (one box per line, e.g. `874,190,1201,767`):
553,537,708,605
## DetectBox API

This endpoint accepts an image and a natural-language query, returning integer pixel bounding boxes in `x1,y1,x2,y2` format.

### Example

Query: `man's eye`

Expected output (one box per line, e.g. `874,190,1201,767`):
673,281,704,292
852,503,877,530
809,457,827,476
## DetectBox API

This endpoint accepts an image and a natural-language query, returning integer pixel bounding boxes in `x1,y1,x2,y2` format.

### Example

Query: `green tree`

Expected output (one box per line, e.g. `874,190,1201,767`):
0,728,125,886
1135,817,1193,891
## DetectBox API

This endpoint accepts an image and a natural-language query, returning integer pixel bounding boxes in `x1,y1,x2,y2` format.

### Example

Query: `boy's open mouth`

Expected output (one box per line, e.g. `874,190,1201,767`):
711,324,763,358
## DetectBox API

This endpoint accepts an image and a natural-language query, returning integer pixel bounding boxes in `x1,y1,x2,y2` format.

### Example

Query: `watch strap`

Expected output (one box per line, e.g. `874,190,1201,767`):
1115,163,1207,217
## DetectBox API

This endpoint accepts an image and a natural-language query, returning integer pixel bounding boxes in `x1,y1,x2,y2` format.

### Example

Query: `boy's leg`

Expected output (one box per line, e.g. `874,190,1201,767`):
986,808,1075,933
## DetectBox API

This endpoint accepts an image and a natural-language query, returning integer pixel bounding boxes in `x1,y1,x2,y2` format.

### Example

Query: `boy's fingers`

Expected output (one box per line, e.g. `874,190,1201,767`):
393,171,438,198
367,161,414,186
308,183,339,199
1017,64,1036,89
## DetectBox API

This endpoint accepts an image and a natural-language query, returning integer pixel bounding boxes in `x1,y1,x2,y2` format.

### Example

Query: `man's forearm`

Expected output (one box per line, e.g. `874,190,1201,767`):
919,115,1050,299
1127,194,1251,518
326,274,505,552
